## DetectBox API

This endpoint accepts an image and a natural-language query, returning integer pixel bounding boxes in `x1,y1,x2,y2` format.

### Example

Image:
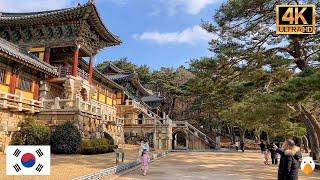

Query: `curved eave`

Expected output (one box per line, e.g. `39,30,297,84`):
0,51,58,77
79,59,123,90
0,2,121,46
129,74,153,96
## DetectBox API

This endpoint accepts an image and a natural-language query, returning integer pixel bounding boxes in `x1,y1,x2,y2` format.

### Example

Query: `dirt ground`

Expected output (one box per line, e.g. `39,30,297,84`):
116,152,320,180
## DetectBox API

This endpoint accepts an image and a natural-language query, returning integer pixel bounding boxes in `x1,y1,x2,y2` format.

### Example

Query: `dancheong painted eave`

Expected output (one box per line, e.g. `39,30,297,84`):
0,0,121,50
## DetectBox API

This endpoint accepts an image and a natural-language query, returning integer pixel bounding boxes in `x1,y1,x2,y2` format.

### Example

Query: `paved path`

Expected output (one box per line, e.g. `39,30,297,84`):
116,152,320,180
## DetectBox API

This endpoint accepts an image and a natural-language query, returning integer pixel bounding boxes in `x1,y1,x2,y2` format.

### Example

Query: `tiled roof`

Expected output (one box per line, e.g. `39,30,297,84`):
78,58,123,90
0,38,58,76
107,73,134,81
141,94,165,102
0,1,121,45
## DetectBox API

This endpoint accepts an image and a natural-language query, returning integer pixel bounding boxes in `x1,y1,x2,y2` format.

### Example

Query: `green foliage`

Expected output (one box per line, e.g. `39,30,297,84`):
104,132,115,145
81,138,116,155
11,117,50,145
50,121,82,154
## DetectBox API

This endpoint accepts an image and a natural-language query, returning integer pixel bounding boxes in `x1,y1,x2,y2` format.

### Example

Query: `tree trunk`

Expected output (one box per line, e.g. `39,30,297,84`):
254,128,261,143
227,126,233,143
239,128,245,142
294,104,320,160
302,135,309,153
301,114,320,160
300,104,320,143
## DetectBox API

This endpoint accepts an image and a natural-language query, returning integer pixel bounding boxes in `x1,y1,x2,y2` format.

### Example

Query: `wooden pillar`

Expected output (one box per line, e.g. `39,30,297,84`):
44,47,51,64
33,81,39,100
9,73,17,94
97,85,100,101
88,56,94,85
72,44,80,77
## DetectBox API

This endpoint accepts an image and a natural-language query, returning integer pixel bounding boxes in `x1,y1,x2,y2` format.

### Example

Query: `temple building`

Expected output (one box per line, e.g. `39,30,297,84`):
0,37,58,151
0,1,125,149
0,1,215,153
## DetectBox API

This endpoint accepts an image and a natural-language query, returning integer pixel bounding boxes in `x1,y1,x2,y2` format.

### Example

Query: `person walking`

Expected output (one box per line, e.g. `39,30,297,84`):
274,139,302,180
240,140,245,152
269,142,278,165
143,140,150,152
235,141,239,151
260,141,266,153
140,149,150,176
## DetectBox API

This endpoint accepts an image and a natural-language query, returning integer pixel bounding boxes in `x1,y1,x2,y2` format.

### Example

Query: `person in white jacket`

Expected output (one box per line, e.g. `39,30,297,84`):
138,140,150,158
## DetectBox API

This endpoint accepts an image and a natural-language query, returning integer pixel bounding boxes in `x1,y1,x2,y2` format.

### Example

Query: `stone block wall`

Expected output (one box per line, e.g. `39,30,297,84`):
0,110,25,153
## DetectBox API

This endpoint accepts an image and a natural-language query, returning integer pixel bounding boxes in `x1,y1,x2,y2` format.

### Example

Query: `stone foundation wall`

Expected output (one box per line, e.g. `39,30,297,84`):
123,125,172,150
36,112,124,144
0,110,26,153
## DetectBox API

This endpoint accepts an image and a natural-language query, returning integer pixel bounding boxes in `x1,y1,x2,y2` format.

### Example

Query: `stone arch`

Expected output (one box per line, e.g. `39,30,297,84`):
172,128,188,150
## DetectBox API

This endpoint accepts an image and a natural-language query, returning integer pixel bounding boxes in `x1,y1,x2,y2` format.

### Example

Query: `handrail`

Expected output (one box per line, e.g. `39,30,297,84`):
172,120,216,147
0,92,42,113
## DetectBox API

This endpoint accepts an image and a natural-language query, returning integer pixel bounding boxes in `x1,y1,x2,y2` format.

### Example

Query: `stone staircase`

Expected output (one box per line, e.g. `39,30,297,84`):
173,121,216,149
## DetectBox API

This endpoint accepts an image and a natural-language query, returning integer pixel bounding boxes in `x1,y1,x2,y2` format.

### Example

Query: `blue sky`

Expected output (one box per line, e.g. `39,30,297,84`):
0,0,226,70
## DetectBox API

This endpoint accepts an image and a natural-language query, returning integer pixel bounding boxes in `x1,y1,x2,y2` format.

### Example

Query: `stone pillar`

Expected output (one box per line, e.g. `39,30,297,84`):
215,135,221,150
174,134,177,149
44,47,51,64
72,44,80,77
39,81,50,99
88,56,94,85
9,73,17,94
186,138,189,150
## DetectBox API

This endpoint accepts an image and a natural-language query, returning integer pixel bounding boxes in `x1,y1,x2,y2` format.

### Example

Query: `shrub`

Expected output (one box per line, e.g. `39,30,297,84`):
104,132,115,145
51,121,82,154
11,117,50,145
81,138,116,155
26,124,50,145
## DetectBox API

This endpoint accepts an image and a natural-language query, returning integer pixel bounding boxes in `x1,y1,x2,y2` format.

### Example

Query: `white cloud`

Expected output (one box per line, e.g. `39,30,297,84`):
133,25,215,45
165,0,217,15
0,0,74,12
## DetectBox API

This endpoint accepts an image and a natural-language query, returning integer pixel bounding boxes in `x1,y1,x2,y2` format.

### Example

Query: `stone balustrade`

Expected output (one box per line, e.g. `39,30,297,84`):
125,99,165,125
42,96,119,123
0,92,42,113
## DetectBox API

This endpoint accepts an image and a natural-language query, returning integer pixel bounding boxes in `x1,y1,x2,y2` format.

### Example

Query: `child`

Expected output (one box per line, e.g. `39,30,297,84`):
140,149,150,176
264,151,270,165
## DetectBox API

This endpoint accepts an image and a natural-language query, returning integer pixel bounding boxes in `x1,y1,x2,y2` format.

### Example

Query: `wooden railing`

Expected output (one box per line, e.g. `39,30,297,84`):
56,67,89,80
0,92,42,113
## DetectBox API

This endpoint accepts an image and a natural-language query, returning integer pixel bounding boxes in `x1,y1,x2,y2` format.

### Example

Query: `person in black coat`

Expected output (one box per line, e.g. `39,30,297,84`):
240,140,245,152
274,139,302,180
269,142,278,165
260,141,266,153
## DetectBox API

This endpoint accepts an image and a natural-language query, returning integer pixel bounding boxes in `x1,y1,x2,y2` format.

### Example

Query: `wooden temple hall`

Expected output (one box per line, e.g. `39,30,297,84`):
0,1,216,153
0,1,177,153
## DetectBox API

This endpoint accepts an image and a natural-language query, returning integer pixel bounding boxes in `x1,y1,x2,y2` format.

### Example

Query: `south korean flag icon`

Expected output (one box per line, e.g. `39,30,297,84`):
6,146,50,175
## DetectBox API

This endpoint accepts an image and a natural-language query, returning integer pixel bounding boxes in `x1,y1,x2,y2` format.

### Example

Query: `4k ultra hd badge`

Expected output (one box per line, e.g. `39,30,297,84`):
6,146,50,176
276,4,316,34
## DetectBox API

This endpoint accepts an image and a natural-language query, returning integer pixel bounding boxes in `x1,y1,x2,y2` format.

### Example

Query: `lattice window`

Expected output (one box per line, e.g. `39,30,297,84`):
0,69,5,84
19,77,32,91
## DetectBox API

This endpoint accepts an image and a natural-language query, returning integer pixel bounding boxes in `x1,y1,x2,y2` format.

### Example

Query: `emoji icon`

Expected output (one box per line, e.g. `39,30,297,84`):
300,156,315,175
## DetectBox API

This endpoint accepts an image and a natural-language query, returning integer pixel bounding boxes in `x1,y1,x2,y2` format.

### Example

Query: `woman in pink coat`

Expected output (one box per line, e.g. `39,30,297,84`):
140,149,150,176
